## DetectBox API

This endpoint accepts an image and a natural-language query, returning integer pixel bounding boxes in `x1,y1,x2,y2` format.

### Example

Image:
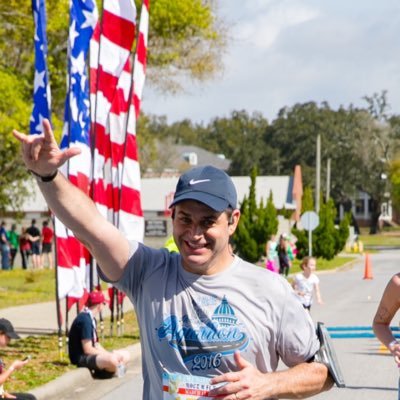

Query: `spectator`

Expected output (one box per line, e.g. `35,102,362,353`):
277,234,292,277
19,228,32,270
0,221,10,270
7,224,19,269
68,291,130,378
292,256,323,311
0,318,36,399
26,219,41,269
41,220,54,269
265,233,278,273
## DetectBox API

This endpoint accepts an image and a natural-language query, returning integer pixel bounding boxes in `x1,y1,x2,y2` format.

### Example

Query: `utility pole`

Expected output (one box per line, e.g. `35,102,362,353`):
326,158,331,202
316,134,321,213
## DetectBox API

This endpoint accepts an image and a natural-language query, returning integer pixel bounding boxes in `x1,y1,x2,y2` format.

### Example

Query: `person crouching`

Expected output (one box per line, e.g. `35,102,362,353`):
68,291,130,379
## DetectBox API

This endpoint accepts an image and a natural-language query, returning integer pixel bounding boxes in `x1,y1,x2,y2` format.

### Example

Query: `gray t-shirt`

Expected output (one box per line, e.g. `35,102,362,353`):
106,243,319,399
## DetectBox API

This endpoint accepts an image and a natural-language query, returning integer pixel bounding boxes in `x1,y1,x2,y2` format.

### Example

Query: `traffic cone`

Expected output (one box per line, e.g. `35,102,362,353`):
363,253,373,279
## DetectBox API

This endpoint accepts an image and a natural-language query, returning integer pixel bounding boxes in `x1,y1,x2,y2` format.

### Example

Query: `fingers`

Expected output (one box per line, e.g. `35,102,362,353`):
42,118,57,145
234,351,252,369
12,129,28,143
61,147,82,163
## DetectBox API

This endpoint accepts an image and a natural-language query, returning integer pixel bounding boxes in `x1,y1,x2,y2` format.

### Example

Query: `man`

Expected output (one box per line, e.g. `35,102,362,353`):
0,318,36,400
41,220,54,269
0,221,10,270
26,219,41,269
13,120,333,399
68,291,130,378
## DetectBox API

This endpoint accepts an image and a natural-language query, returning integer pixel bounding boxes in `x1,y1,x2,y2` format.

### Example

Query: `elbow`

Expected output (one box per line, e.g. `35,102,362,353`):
314,362,335,394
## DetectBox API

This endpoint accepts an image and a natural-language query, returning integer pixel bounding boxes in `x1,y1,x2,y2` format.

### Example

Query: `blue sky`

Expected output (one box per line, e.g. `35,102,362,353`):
142,0,400,124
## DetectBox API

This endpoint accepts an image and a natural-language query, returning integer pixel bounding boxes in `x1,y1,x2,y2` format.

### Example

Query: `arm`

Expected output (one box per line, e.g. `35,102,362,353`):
81,339,109,356
210,352,333,399
13,119,130,281
314,283,323,305
0,359,29,386
373,273,400,364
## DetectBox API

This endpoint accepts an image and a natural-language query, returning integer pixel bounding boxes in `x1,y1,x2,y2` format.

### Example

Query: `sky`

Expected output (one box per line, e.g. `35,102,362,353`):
142,0,400,125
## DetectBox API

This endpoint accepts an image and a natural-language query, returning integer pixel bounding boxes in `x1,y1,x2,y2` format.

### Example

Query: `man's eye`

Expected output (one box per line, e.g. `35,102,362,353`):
203,219,215,228
180,217,191,225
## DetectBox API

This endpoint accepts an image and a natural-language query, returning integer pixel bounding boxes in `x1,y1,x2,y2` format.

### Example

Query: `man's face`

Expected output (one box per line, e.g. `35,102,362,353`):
172,200,239,275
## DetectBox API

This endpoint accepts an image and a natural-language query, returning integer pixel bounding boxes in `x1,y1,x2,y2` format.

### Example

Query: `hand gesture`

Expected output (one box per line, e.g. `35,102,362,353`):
13,119,81,177
209,351,270,399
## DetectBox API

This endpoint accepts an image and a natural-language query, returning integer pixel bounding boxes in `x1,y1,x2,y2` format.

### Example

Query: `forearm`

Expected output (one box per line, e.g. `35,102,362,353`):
373,321,395,348
37,172,130,280
0,366,15,386
271,362,333,399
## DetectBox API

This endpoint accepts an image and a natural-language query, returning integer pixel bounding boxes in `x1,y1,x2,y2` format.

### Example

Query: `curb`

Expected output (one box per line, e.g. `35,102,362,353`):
29,343,141,400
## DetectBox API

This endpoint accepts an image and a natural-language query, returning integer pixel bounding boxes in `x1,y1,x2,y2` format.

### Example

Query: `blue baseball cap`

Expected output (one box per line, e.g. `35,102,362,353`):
170,165,237,212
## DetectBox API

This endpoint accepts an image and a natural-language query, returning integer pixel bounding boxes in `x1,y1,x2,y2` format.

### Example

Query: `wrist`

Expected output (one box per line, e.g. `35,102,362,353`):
388,340,398,351
8,366,15,373
29,169,58,182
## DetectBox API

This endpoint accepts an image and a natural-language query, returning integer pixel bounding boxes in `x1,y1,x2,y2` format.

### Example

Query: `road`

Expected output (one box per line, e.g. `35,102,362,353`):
98,250,400,399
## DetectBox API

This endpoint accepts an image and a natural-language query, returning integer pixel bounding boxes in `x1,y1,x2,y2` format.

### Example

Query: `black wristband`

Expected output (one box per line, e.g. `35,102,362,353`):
29,169,58,182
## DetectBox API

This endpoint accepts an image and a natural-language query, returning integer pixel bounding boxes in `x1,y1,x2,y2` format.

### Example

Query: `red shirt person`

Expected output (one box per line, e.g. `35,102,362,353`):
41,220,54,269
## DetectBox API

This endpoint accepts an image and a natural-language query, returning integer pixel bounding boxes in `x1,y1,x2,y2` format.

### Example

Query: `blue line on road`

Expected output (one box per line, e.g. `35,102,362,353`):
327,326,400,332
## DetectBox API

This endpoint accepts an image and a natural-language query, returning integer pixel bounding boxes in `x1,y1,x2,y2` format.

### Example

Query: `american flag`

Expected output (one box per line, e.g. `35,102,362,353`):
55,0,98,309
30,0,51,134
117,0,149,239
90,0,145,241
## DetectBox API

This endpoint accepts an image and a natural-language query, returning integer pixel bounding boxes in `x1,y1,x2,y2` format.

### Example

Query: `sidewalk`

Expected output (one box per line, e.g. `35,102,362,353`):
0,299,141,400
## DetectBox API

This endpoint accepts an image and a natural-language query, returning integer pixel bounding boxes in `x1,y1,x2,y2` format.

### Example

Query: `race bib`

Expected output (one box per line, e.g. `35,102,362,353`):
162,371,224,399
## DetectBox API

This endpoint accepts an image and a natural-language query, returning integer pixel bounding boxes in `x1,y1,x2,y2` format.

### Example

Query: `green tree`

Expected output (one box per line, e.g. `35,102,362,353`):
301,186,314,213
233,168,278,262
313,199,337,260
0,69,31,212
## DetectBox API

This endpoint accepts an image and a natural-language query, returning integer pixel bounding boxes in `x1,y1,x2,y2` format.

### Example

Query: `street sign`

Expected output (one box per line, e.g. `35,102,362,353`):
300,211,320,256
300,211,319,231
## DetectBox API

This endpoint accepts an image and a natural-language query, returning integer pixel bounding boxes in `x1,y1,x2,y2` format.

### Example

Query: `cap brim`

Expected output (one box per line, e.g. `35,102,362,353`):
170,192,229,212
7,331,20,339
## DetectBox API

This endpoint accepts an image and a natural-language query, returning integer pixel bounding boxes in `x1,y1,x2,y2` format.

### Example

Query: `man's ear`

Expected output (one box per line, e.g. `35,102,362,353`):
228,209,240,234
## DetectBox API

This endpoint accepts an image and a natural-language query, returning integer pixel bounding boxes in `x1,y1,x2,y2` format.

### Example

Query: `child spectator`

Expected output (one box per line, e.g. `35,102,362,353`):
292,256,323,311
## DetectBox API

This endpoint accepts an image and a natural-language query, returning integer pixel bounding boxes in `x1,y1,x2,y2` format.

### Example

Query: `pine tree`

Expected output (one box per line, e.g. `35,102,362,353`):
233,167,278,263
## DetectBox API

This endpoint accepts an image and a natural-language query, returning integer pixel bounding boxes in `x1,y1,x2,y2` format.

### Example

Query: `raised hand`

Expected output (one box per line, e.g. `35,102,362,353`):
13,119,81,177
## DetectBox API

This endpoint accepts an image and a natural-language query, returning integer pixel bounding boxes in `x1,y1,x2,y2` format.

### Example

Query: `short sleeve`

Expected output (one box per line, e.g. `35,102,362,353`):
277,285,320,367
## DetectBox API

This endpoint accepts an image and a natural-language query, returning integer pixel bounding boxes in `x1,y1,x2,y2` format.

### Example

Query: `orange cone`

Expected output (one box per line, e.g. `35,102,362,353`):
363,253,373,279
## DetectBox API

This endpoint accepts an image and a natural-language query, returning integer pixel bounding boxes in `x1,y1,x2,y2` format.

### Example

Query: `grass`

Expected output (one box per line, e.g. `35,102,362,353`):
359,232,400,247
289,255,357,275
1,311,140,393
0,269,55,308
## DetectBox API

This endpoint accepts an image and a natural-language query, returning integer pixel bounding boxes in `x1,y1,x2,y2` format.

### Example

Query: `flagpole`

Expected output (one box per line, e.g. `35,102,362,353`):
53,213,63,360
